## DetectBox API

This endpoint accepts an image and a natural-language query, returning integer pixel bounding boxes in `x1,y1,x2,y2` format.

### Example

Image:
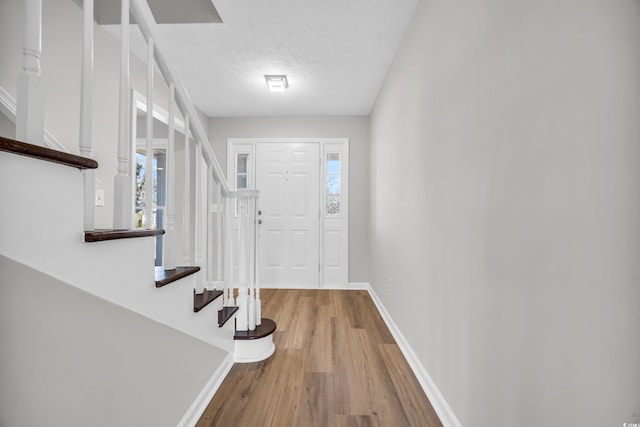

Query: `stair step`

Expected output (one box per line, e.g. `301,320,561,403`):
85,228,165,243
155,266,200,288
234,318,277,340
0,135,98,169
193,289,223,312
218,306,239,327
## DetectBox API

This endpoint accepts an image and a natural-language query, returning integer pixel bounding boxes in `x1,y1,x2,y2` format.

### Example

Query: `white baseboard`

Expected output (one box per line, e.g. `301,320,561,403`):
347,282,370,290
259,282,368,290
365,284,462,427
177,353,234,427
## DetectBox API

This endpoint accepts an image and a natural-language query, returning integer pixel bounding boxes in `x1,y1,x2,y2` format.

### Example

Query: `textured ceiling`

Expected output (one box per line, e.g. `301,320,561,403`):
105,0,417,117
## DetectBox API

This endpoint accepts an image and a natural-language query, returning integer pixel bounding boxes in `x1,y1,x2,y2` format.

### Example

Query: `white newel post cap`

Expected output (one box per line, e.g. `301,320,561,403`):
234,188,260,199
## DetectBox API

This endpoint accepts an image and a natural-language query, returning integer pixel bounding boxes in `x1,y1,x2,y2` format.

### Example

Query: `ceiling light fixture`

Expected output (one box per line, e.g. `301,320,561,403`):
265,75,289,92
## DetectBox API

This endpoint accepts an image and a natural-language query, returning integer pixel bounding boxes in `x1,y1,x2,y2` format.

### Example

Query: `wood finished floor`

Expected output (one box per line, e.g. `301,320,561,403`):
197,289,443,427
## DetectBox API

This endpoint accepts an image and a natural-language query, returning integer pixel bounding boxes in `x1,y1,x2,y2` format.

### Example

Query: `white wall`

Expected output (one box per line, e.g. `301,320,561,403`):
208,116,370,283
0,255,226,427
0,112,15,139
369,0,640,426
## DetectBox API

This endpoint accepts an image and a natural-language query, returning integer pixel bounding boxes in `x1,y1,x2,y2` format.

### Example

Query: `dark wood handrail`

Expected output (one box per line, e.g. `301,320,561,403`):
0,136,98,170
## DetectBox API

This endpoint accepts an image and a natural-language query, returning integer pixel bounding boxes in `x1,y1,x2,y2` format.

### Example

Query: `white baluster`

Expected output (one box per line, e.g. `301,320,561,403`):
113,0,131,230
16,0,44,146
194,139,204,292
236,195,248,331
237,196,247,287
247,195,256,330
253,194,261,326
182,115,191,265
216,183,223,283
163,82,176,270
207,164,215,286
79,0,95,231
143,38,154,230
223,194,234,306
236,285,248,332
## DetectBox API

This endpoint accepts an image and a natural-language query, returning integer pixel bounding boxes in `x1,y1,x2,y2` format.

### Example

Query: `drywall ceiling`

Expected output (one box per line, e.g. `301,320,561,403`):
104,0,417,117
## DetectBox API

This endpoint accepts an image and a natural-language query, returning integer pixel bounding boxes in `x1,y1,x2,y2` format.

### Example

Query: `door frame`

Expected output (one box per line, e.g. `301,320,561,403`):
227,138,349,288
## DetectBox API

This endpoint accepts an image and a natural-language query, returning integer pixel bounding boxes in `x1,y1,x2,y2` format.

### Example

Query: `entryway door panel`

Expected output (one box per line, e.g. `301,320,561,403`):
256,143,320,286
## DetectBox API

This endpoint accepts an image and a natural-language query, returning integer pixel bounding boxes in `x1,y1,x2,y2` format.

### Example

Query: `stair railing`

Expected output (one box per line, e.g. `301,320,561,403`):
126,0,261,330
15,0,261,332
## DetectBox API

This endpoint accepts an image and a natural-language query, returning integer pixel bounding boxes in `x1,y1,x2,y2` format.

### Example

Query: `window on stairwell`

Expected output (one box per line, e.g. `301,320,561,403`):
326,153,341,217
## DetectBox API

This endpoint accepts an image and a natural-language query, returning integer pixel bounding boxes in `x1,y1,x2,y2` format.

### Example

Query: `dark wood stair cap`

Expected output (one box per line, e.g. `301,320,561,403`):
218,306,239,327
0,136,98,170
155,266,200,288
85,228,165,243
234,318,277,340
194,289,223,312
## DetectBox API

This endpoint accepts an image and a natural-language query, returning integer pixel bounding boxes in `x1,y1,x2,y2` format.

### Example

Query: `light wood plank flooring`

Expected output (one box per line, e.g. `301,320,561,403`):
197,289,443,427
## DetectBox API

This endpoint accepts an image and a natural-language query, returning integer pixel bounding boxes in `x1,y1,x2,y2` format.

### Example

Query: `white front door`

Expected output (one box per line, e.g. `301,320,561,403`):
256,143,320,286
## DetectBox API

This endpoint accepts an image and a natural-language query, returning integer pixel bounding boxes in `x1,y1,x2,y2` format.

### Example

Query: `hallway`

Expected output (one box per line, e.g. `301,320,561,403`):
197,289,442,426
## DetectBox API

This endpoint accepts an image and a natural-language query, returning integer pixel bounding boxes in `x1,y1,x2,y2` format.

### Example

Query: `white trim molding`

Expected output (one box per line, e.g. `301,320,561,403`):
176,352,235,427
366,284,462,427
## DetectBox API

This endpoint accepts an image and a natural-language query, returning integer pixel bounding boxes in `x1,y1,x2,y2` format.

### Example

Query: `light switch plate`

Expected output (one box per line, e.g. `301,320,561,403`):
95,189,105,207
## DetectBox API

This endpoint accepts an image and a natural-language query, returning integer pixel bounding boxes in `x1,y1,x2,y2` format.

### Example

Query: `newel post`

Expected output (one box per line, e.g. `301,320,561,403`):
16,0,44,146
235,188,259,331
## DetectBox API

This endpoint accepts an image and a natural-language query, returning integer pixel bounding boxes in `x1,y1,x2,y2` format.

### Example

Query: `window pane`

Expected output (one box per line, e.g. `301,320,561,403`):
237,174,247,189
326,196,340,215
237,153,248,174
326,153,341,216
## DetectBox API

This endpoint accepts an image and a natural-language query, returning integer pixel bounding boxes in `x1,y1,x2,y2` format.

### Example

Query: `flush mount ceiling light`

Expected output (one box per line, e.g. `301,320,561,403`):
265,75,289,92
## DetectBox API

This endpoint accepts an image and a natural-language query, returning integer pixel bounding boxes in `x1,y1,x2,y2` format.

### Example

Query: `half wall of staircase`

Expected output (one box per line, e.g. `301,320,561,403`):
0,255,226,427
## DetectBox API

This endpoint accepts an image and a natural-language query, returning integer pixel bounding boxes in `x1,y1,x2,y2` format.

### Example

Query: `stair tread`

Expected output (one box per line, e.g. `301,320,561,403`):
194,289,223,312
85,228,165,243
155,266,200,288
0,135,98,170
234,318,277,340
218,306,239,327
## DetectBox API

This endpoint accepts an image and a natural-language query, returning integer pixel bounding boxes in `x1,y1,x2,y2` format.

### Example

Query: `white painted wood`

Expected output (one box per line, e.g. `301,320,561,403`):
113,0,132,230
366,284,462,427
236,285,248,331
228,138,349,288
176,353,235,427
144,38,154,230
256,142,320,287
216,184,223,282
79,0,95,231
222,195,234,306
237,197,248,286
321,141,349,286
234,335,275,363
129,0,231,197
16,0,44,146
206,164,215,285
0,152,236,355
164,83,176,270
194,139,204,292
238,191,258,331
182,115,191,265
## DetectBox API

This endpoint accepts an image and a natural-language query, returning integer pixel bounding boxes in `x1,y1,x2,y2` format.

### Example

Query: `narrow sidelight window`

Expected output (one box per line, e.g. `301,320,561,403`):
326,153,341,216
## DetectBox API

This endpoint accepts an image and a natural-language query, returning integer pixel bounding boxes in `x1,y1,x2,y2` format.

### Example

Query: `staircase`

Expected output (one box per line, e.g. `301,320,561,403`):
0,0,276,422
